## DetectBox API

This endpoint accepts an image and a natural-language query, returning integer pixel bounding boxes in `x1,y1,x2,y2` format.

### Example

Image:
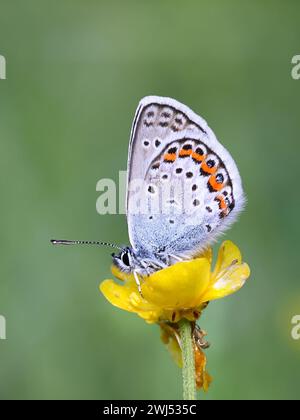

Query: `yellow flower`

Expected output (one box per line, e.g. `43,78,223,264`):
100,240,250,393
100,240,250,324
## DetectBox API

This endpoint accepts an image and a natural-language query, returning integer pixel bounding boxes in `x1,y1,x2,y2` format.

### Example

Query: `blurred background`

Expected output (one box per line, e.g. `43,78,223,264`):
0,0,299,400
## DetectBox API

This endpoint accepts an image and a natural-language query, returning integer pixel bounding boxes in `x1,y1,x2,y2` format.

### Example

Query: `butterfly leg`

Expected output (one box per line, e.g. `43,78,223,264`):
140,258,167,273
168,253,191,265
139,260,152,277
133,271,144,298
168,254,184,262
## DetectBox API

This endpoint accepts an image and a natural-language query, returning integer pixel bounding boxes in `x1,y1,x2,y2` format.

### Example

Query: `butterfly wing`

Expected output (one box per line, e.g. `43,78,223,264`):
126,96,245,260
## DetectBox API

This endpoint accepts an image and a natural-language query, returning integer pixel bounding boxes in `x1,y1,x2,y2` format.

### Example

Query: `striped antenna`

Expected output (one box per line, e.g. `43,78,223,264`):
50,239,122,250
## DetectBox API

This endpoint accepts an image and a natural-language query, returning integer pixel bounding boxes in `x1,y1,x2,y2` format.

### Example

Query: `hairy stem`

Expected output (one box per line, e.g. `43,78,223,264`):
179,319,196,400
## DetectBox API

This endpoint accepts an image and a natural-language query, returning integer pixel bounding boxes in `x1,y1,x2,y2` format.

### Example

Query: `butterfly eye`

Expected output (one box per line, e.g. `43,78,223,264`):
121,252,130,267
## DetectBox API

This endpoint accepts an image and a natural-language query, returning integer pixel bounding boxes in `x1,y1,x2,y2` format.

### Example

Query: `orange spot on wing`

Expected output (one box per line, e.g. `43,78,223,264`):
192,152,205,163
179,149,192,157
216,195,227,210
208,175,224,191
164,153,177,162
201,162,217,175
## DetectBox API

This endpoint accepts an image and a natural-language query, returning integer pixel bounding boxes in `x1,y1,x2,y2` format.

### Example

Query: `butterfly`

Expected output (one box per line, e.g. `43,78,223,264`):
52,96,245,292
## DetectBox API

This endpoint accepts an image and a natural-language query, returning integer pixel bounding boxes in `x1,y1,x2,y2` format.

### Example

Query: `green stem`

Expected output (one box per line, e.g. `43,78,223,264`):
179,319,196,400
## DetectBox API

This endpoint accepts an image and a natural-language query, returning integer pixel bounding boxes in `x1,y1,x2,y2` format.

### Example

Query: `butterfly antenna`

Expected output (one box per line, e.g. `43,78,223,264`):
50,239,122,250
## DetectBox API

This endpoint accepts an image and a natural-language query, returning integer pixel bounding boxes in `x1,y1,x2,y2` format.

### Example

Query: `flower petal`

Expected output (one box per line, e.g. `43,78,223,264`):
100,279,162,323
142,258,211,309
137,310,163,324
100,279,136,312
160,324,182,368
201,262,250,301
212,240,242,280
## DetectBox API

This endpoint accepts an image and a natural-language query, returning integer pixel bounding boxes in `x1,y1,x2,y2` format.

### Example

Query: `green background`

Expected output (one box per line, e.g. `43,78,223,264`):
0,0,299,400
